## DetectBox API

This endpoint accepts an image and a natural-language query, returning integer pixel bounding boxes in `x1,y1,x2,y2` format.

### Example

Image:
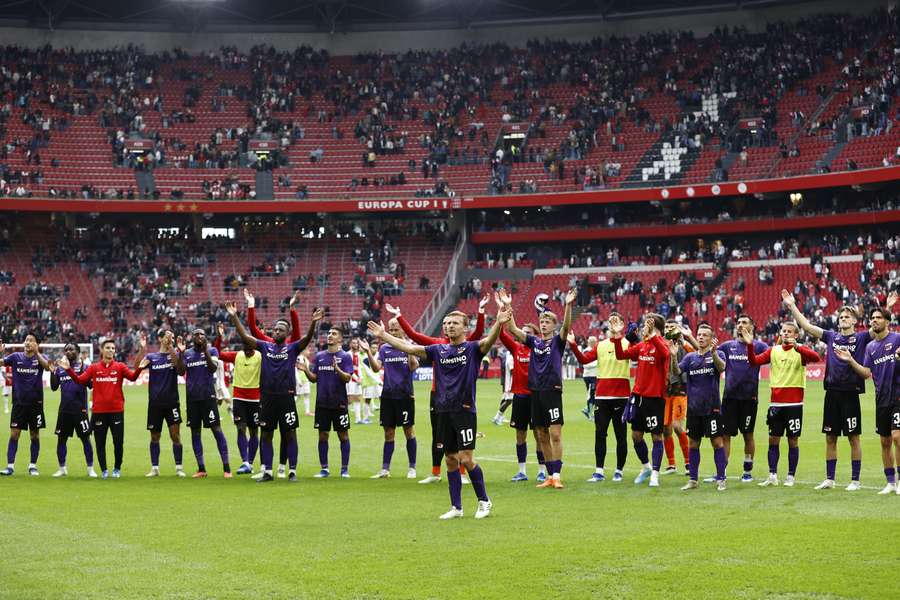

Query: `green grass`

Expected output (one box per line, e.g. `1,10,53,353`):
1,380,899,599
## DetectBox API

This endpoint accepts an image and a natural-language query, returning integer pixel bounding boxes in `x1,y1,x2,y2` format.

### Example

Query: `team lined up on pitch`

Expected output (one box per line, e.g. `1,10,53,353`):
2,288,900,519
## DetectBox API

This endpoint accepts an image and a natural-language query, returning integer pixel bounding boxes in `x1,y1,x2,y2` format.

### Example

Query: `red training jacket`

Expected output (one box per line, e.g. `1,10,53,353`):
67,360,143,413
613,335,669,398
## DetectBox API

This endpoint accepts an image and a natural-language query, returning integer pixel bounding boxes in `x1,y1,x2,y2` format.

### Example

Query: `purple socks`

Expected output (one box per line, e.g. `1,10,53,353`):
713,447,727,481
826,458,836,480
468,464,489,502
318,440,328,470
633,439,649,465
787,446,799,477
287,436,298,470
382,440,395,470
651,440,663,471
536,450,545,466
248,435,259,464
260,438,274,471
515,443,527,464
236,431,248,463
851,459,861,481
82,437,94,466
7,438,17,464
150,441,160,467
57,439,67,467
213,429,230,470
29,439,39,464
191,432,205,471
447,469,462,509
743,458,753,473
768,444,779,474
688,447,700,481
173,442,183,465
406,437,417,469
340,439,350,472
885,468,896,484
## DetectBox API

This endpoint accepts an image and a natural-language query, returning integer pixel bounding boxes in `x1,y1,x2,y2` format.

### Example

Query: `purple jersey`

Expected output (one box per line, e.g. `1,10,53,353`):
525,334,565,391
257,339,305,395
183,347,219,400
4,352,44,405
54,364,90,414
863,332,900,408
821,330,870,393
425,340,483,413
310,349,353,408
146,351,179,406
720,339,768,399
378,345,413,398
679,350,724,415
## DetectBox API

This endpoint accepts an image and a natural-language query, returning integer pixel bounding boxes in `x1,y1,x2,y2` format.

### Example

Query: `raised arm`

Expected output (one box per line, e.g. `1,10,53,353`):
214,323,225,352
64,360,93,386
50,368,60,391
711,347,726,372
781,289,824,339
681,326,699,351
389,304,443,345
834,348,871,379
479,306,511,355
202,344,217,374
298,358,316,382
173,336,187,375
466,295,489,341
559,288,576,342
296,307,324,352
499,328,520,353
332,354,353,384
133,333,147,371
286,291,303,343
796,345,822,365
34,346,52,372
567,332,596,364
122,361,144,382
368,321,427,359
225,302,258,350
360,339,381,372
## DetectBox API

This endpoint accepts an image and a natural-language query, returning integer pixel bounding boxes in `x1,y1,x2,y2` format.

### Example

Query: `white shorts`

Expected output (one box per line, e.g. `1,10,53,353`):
363,385,378,400
346,381,362,396
296,383,311,396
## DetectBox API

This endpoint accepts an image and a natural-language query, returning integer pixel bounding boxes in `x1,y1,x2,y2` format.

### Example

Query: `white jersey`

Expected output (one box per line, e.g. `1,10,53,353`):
213,356,230,401
502,351,514,397
295,355,311,396
580,345,598,378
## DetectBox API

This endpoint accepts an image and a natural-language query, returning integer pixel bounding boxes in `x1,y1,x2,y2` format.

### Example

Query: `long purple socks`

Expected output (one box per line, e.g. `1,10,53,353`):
634,439,649,465
340,439,350,472
318,440,328,470
536,449,545,466
213,429,230,470
851,459,861,481
248,435,258,464
468,465,489,502
7,438,17,464
382,440,395,470
287,436,298,470
787,446,799,477
30,439,39,463
57,439,67,466
826,458,837,480
688,447,700,481
150,441,160,467
713,447,727,481
406,437,417,469
885,468,896,484
651,440,663,471
191,432,205,470
515,443,527,464
447,469,462,509
82,437,94,466
173,442,183,465
236,431,248,463
768,444,779,474
260,438,274,471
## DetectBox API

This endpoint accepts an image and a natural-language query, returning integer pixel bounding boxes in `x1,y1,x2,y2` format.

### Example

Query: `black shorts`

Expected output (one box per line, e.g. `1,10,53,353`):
232,399,260,427
10,402,46,431
435,410,477,454
92,412,124,430
314,405,350,432
509,394,532,431
530,389,564,427
875,402,900,437
147,404,182,432
595,397,627,427
767,405,803,438
380,395,414,428
687,413,724,441
584,377,597,398
631,396,665,435
55,410,91,439
722,396,758,436
822,390,862,436
186,396,220,429
260,393,299,432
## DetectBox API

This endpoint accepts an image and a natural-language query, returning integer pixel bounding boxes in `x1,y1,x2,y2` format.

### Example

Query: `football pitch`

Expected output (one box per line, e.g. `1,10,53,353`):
1,379,898,599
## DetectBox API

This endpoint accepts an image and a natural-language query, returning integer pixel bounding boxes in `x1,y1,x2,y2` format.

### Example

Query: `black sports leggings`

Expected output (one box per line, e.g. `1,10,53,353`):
94,414,124,471
595,400,628,470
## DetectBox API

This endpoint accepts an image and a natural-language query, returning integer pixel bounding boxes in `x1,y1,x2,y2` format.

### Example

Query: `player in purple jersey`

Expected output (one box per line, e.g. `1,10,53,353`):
504,288,575,489
176,329,231,479
226,302,322,482
369,305,510,520
143,329,186,478
717,315,768,482
835,306,900,495
674,325,728,491
361,320,420,479
782,289,887,491
50,343,96,478
298,327,354,478
0,334,52,476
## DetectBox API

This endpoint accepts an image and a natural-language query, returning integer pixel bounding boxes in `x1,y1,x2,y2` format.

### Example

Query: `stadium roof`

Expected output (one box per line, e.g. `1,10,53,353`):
0,0,818,33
